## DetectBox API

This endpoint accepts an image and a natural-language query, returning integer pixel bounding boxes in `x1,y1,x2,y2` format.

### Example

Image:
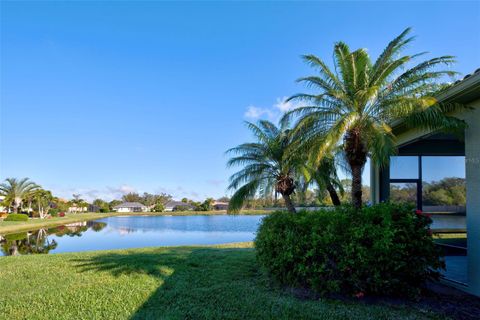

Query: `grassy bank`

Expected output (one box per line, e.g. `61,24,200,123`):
0,243,442,320
0,210,270,234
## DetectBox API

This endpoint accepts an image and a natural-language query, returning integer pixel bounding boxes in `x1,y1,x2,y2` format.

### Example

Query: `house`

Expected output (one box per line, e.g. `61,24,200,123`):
369,68,480,296
88,204,100,213
67,205,88,213
113,202,148,213
0,196,7,213
213,201,229,210
164,201,194,212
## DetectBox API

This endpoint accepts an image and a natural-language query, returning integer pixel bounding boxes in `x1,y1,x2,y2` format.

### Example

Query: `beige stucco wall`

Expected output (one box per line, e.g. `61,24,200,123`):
464,98,480,296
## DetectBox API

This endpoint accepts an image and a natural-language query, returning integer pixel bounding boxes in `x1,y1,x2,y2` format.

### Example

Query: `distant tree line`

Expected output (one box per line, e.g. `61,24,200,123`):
0,178,232,216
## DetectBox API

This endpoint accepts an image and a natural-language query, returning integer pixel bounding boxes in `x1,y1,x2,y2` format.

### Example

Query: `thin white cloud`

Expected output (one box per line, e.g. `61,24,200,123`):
52,183,219,203
206,179,225,187
155,186,203,201
52,185,138,202
244,97,302,122
107,185,137,197
274,96,300,113
244,105,275,120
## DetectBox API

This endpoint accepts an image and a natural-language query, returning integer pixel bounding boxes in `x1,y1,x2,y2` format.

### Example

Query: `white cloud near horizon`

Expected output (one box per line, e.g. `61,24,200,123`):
244,96,302,122
50,182,227,203
52,184,138,202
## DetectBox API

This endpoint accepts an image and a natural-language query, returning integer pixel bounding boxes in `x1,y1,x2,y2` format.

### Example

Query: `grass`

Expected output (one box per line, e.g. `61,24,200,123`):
0,243,444,320
0,210,270,234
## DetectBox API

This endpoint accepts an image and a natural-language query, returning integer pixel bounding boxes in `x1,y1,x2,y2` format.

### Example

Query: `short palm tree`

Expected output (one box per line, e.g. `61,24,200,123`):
283,28,465,208
0,178,40,213
309,156,344,206
227,120,301,213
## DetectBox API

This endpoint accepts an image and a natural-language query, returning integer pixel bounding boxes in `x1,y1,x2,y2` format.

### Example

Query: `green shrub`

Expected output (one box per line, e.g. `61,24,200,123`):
255,203,444,298
4,214,29,221
152,203,165,212
49,209,59,217
173,205,191,212
4,232,27,241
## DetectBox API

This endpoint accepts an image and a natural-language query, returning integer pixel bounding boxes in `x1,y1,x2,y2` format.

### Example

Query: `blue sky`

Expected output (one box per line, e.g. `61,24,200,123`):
1,1,479,201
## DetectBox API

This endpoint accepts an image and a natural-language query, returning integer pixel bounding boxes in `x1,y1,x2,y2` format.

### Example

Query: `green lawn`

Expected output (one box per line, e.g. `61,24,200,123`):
0,210,269,234
0,243,444,320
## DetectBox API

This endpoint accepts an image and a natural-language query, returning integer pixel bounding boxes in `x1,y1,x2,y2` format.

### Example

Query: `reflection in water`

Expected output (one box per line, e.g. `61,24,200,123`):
0,213,466,257
0,214,466,256
1,215,264,256
0,221,107,256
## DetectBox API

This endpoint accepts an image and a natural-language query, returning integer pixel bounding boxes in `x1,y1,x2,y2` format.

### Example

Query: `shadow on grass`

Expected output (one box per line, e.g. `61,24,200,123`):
73,247,258,319
74,249,188,279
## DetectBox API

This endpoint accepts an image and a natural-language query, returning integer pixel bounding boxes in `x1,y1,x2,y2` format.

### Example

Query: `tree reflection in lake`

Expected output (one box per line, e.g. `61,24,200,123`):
0,221,107,256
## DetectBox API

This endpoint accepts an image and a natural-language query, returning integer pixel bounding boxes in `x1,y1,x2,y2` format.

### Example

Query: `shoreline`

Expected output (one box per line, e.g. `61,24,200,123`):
0,210,270,235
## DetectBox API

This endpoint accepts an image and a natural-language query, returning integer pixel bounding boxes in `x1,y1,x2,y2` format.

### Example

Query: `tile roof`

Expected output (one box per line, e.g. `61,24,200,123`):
113,202,147,209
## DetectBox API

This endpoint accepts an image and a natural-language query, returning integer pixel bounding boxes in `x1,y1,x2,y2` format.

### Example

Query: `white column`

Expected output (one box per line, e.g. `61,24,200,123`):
465,103,480,296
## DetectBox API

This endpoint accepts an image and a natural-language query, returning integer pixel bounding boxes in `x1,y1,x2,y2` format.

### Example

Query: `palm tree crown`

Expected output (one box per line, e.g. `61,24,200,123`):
0,177,40,213
283,27,466,208
226,120,301,213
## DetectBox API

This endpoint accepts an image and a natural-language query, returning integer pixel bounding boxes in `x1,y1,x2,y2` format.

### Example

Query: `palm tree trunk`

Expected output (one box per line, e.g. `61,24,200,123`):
345,128,367,209
9,240,19,256
326,182,341,206
282,194,296,213
351,164,363,209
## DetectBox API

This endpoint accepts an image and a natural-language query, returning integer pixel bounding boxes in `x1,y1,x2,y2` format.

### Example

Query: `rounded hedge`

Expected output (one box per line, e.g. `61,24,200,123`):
255,203,444,298
49,209,59,217
4,213,29,222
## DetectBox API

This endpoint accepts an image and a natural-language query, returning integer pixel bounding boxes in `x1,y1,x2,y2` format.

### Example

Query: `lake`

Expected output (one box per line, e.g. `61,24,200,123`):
0,215,265,256
0,213,466,256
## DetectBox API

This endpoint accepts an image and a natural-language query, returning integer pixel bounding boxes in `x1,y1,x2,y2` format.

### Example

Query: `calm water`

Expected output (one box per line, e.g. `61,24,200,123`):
430,214,466,230
0,214,466,256
0,215,265,256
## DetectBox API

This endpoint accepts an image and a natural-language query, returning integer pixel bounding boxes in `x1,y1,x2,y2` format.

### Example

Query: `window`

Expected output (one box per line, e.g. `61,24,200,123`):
422,156,466,214
390,156,419,179
387,155,466,212
389,156,421,209
389,182,417,206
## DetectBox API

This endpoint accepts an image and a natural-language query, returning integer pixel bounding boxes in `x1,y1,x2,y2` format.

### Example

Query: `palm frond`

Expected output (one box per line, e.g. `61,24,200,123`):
228,180,261,212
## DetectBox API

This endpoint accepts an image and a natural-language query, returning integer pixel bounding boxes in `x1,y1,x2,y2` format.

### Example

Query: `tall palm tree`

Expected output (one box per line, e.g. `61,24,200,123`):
283,28,466,208
0,178,40,213
227,120,301,213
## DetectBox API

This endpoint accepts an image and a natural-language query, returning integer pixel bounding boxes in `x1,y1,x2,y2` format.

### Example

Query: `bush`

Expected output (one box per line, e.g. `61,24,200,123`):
4,214,29,221
152,203,165,212
255,203,444,298
49,209,59,217
4,232,27,241
59,212,65,217
173,205,191,212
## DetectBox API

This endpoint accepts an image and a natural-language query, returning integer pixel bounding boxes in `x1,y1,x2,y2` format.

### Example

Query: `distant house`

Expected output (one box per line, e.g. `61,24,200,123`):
0,196,7,213
88,204,101,213
213,201,229,211
68,205,88,213
113,202,148,213
164,201,194,212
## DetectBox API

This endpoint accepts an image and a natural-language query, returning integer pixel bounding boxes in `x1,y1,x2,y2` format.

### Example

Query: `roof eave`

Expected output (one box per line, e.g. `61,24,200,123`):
391,71,480,134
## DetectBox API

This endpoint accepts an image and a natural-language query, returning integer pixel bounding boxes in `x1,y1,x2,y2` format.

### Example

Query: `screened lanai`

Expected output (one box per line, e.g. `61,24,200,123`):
370,69,480,296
